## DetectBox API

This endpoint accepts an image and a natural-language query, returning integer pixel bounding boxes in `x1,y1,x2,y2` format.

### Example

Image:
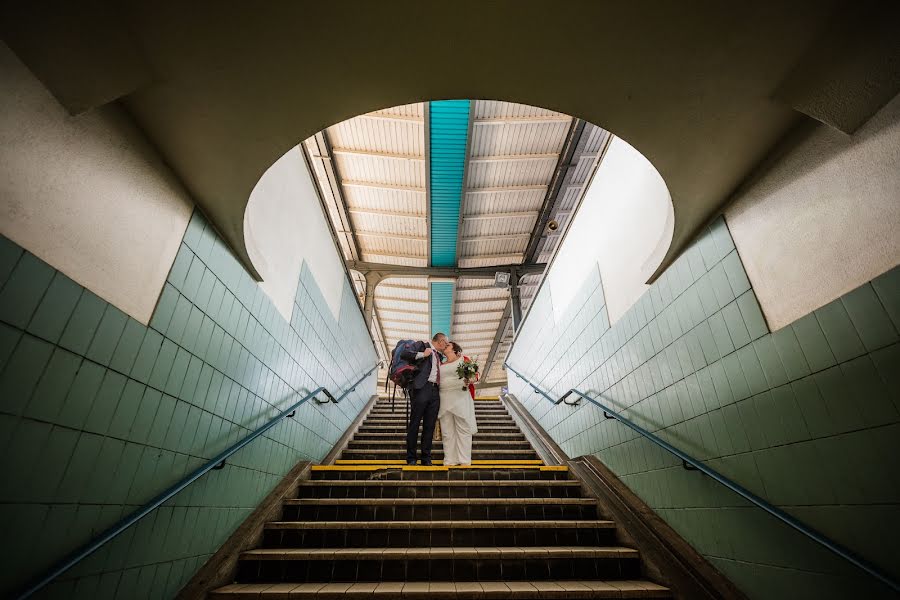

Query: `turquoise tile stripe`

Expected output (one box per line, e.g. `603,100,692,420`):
430,281,454,337
428,100,470,268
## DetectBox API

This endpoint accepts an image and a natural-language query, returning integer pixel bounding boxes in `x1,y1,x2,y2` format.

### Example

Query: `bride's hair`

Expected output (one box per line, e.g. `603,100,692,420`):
449,341,463,355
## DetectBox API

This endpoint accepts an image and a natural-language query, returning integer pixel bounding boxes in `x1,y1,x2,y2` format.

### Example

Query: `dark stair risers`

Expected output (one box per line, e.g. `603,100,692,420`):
309,466,572,481
236,546,641,583
282,497,599,521
353,431,526,439
209,394,671,599
295,479,582,499
340,449,539,461
263,520,618,548
210,580,671,598
348,440,532,449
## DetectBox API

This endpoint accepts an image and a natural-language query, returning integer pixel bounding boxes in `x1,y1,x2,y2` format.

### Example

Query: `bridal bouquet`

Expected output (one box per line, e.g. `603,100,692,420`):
456,356,479,391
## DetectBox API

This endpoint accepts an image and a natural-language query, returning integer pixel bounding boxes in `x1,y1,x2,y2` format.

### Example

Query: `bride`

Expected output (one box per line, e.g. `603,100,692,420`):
438,341,478,466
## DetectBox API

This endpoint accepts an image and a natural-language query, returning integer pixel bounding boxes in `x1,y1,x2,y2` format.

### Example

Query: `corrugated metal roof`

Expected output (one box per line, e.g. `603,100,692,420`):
304,99,608,385
429,100,471,267
429,281,454,337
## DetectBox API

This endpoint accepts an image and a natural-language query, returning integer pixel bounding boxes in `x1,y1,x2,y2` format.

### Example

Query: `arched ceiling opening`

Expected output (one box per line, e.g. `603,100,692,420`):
3,0,898,286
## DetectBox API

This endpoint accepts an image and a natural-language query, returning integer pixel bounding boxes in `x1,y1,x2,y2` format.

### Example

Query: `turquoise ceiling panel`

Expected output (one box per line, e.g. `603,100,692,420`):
429,99,470,268
430,281,454,337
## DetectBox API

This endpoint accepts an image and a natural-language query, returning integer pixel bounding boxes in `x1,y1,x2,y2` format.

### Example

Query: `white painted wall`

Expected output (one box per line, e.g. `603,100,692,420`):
0,42,193,324
244,146,345,322
726,92,900,330
548,137,673,323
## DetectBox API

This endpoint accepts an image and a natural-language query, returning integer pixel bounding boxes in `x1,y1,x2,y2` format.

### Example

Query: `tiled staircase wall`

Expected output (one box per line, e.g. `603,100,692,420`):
507,217,900,600
0,210,378,598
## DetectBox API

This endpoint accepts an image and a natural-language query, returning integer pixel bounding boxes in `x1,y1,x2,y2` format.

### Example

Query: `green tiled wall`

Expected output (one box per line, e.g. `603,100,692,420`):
507,217,900,600
0,210,377,599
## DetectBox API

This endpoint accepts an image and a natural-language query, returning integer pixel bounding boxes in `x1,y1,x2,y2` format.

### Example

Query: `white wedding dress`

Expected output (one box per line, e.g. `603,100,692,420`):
437,359,478,465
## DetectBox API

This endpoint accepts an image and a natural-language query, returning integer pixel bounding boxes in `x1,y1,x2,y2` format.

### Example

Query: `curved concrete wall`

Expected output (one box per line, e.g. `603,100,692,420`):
547,136,673,324
0,42,192,324
726,92,900,330
244,146,345,322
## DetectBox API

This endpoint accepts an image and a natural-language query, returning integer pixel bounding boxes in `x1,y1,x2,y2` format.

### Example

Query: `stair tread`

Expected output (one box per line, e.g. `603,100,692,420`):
285,497,595,505
351,439,528,446
266,520,616,529
241,546,639,559
298,480,578,486
344,449,535,454
211,579,670,598
311,465,567,470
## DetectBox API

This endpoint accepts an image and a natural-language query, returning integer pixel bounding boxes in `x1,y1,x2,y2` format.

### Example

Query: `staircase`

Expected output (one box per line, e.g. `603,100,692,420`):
208,395,671,598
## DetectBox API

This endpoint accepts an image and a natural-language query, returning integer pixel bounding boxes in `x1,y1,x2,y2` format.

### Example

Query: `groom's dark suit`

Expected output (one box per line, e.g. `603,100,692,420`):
401,341,442,464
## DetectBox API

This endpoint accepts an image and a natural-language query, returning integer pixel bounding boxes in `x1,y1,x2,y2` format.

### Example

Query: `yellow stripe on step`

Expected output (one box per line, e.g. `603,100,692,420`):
311,464,567,471
333,459,543,466
474,396,500,401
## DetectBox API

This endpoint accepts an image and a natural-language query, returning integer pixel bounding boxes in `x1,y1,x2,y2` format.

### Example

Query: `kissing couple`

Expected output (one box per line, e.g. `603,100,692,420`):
401,333,478,466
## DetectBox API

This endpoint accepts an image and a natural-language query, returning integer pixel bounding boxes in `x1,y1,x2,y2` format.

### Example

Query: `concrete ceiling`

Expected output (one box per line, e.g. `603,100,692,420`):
2,0,898,282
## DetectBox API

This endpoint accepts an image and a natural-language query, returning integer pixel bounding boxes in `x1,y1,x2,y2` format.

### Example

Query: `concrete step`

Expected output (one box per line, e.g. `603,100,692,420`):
347,440,533,449
352,432,526,440
262,520,618,548
235,546,641,583
281,497,599,522
309,465,570,481
211,580,671,599
296,479,582,499
339,449,539,461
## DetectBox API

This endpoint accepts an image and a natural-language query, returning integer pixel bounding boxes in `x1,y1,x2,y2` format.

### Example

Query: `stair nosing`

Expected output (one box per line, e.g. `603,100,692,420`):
240,546,639,560
265,519,615,529
298,479,578,486
284,497,595,505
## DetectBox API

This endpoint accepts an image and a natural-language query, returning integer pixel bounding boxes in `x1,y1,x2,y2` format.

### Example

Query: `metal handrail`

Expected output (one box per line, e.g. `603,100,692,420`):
16,361,383,600
504,363,900,594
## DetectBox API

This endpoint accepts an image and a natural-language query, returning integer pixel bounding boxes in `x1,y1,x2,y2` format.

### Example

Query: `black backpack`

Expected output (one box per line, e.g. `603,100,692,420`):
386,339,420,390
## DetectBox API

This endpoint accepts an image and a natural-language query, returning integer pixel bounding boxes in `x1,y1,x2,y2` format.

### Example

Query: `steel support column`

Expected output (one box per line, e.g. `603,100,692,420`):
362,271,383,328
509,268,523,331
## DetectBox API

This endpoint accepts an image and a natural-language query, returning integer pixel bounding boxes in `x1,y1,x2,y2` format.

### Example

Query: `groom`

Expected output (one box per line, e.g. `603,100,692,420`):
401,332,449,465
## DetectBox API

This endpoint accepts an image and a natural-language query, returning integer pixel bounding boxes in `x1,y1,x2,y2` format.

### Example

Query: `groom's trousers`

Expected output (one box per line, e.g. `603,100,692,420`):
406,383,440,463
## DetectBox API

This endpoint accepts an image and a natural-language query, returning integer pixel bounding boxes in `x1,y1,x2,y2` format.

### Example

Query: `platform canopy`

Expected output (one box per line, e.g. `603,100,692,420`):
304,100,610,386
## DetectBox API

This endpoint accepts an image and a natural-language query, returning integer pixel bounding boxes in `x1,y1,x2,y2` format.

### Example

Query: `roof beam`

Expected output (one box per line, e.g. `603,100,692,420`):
374,295,428,303
362,251,428,261
378,317,429,326
453,297,508,305
378,282,429,292
332,148,424,161
469,153,558,163
342,180,426,194
462,212,538,221
473,116,571,124
466,185,548,194
460,233,531,243
375,305,429,316
355,231,428,242
346,260,547,279
458,253,526,263
347,207,426,219
358,113,424,123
